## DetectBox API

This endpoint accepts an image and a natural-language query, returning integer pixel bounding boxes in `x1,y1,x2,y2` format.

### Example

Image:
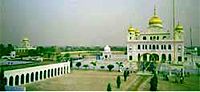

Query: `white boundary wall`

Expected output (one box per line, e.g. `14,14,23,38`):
4,62,70,86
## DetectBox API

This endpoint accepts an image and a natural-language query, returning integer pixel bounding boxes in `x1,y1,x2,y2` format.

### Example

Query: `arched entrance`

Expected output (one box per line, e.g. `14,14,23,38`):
26,73,29,83
35,72,38,81
15,75,19,85
31,72,34,82
149,54,159,61
9,76,13,86
21,74,24,84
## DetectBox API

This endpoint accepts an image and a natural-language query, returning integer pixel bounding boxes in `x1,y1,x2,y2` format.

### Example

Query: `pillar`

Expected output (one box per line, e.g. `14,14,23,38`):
7,77,9,86
18,76,21,85
68,62,71,73
13,77,15,86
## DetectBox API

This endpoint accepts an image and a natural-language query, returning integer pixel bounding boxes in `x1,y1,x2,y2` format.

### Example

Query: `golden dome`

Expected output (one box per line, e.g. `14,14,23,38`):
148,5,163,28
128,25,135,32
175,23,183,32
149,15,163,25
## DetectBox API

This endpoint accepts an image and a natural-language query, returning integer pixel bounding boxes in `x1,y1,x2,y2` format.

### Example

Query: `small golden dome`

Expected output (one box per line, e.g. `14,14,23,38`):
22,37,29,41
175,23,183,32
128,25,135,32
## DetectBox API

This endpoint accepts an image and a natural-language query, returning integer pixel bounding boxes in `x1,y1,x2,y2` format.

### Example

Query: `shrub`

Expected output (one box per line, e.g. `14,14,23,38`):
100,66,105,69
76,62,81,69
116,75,121,88
83,64,89,69
150,74,158,91
107,83,112,91
107,64,114,71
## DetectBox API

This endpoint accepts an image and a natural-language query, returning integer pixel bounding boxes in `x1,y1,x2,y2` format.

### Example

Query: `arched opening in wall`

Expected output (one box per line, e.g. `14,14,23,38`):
157,36,159,40
105,55,108,59
168,54,172,63
48,69,50,78
54,68,57,76
31,72,34,82
168,45,171,50
21,74,24,84
61,67,63,74
157,45,159,49
161,54,166,63
26,73,29,83
138,54,140,61
153,45,156,50
40,71,42,80
143,54,147,61
35,72,38,81
44,70,46,79
9,76,13,86
64,67,66,74
163,36,167,39
51,69,53,77
58,68,60,75
153,36,156,40
143,36,147,40
129,56,132,60
15,75,19,85
149,54,159,61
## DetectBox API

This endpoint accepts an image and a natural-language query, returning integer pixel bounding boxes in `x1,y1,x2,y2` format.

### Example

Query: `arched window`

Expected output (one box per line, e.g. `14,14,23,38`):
163,36,167,39
153,45,156,50
157,36,159,40
145,45,147,49
150,37,152,40
138,45,140,50
164,45,166,50
143,36,147,40
161,45,163,50
142,45,144,49
153,36,156,40
168,45,171,50
157,45,159,49
149,45,151,49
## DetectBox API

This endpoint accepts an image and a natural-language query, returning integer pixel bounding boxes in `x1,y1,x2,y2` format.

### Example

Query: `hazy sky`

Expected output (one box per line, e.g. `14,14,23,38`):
0,0,199,46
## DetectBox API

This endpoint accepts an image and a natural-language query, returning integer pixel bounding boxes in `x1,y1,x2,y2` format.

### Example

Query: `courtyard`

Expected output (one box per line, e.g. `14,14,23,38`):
24,69,200,91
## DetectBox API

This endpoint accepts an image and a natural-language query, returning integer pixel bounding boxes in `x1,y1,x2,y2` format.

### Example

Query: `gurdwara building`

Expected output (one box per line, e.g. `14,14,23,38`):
127,7,184,64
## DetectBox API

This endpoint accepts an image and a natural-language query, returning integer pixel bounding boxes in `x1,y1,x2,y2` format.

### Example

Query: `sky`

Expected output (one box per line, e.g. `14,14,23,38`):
0,0,199,46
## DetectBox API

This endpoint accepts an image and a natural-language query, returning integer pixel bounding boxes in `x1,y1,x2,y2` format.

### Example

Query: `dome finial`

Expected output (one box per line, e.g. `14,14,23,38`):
154,4,157,16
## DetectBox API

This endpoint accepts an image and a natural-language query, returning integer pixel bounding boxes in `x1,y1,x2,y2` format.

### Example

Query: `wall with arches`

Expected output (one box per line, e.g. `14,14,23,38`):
4,62,70,86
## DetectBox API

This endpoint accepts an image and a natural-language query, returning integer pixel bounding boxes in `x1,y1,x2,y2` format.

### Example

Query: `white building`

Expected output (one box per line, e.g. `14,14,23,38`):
103,45,112,60
127,6,184,64
15,37,36,54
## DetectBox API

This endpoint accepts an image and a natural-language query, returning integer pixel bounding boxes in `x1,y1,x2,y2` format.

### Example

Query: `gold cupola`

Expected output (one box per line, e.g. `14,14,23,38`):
128,25,135,32
149,5,163,28
175,22,183,33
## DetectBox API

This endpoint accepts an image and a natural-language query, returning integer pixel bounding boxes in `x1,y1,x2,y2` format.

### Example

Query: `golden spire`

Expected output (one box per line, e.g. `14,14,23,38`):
154,4,157,16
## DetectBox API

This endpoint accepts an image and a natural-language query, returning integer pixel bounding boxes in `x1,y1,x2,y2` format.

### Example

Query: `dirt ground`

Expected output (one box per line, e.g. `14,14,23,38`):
25,70,130,91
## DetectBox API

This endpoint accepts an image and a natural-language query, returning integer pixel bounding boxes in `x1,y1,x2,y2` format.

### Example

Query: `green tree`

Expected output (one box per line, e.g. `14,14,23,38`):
90,61,97,70
0,44,5,57
150,73,158,91
0,67,5,91
107,83,112,91
76,62,81,69
83,64,89,69
64,53,70,61
123,71,128,81
107,64,114,71
116,62,123,72
116,75,121,88
196,63,200,76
